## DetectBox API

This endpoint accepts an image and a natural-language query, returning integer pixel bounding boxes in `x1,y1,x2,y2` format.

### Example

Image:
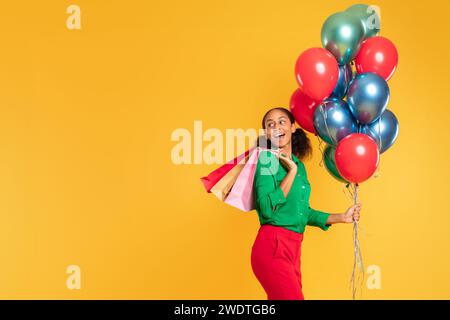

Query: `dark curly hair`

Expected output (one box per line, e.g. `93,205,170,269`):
258,107,312,161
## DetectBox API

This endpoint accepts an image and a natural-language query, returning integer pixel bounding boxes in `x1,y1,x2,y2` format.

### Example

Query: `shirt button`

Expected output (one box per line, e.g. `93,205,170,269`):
302,186,305,189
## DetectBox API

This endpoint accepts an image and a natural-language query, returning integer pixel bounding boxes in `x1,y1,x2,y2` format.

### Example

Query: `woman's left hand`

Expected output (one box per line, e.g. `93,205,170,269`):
342,203,362,223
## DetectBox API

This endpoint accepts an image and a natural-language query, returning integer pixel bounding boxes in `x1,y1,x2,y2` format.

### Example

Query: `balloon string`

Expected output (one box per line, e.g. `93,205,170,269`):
374,158,381,178
320,104,336,146
317,135,325,168
342,183,370,237
378,116,383,151
342,183,353,201
350,183,365,300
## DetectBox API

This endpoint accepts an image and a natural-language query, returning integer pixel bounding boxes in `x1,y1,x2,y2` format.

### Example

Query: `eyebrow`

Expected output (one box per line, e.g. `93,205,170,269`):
265,116,287,122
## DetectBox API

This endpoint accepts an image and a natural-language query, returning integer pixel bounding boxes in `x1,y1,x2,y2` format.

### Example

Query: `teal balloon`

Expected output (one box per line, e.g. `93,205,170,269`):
321,11,365,65
323,144,348,183
346,4,380,39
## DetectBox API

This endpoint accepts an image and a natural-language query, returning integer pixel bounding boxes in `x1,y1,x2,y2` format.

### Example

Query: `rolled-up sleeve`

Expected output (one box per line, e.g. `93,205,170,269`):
307,207,331,231
253,152,286,219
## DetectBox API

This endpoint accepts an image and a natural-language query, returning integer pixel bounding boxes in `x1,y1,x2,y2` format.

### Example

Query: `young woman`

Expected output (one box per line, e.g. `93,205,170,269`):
251,107,362,300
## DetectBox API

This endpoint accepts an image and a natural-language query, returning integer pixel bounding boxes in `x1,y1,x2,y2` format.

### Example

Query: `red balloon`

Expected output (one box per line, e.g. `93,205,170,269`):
355,36,399,81
335,133,380,184
295,47,339,101
289,88,319,134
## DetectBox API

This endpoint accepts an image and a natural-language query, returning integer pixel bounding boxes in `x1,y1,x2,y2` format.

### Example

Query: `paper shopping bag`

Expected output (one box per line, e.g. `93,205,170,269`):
210,153,249,201
224,147,262,212
200,147,254,193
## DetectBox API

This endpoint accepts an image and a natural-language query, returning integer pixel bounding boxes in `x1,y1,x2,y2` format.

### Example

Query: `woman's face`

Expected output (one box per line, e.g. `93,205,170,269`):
264,109,296,149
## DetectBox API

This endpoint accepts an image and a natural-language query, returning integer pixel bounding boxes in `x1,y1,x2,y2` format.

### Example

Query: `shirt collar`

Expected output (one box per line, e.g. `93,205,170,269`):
291,153,301,165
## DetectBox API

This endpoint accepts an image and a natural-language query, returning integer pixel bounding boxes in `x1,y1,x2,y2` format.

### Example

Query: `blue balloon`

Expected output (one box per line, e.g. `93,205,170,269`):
361,109,399,153
313,98,358,146
347,72,390,124
331,63,353,99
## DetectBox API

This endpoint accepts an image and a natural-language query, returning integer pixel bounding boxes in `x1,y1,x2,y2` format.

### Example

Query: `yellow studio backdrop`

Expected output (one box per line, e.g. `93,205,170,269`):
0,0,448,299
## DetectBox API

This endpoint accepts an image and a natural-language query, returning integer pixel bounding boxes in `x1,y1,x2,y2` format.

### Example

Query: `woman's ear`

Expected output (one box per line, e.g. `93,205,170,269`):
291,123,296,133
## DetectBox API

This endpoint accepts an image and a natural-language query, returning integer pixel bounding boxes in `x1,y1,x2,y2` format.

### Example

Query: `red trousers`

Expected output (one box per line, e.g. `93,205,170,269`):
251,224,304,300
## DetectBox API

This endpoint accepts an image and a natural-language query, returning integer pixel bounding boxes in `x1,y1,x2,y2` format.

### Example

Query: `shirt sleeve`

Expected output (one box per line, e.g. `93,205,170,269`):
253,151,286,219
300,162,331,231
307,206,331,231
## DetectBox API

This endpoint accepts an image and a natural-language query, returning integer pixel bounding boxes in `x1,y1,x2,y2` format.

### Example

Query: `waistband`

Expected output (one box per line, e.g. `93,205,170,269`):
258,224,303,241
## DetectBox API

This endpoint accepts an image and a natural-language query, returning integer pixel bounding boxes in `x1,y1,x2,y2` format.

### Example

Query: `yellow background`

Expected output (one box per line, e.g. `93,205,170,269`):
0,0,449,299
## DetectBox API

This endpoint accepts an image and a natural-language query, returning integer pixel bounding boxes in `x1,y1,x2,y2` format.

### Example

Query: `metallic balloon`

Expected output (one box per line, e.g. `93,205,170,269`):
335,133,379,183
346,4,380,39
331,63,353,99
313,98,358,146
347,72,390,124
360,109,399,153
323,144,348,183
321,11,365,65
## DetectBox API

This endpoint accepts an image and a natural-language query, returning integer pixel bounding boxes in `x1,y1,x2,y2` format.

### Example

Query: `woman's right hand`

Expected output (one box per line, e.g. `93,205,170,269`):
342,203,362,223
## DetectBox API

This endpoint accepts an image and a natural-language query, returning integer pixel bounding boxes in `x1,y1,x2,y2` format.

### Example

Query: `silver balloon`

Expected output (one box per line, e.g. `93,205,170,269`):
313,98,358,146
347,72,390,125
360,109,399,153
331,63,353,99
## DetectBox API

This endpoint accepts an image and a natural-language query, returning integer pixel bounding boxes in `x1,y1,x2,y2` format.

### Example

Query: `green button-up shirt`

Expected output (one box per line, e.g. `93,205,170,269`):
253,150,331,234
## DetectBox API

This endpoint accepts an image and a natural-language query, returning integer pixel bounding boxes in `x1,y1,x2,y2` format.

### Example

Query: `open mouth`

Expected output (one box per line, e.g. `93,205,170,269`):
274,132,285,138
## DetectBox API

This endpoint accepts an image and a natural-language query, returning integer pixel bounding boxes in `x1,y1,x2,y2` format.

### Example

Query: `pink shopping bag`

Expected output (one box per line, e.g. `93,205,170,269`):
200,147,254,193
210,154,249,201
224,147,262,212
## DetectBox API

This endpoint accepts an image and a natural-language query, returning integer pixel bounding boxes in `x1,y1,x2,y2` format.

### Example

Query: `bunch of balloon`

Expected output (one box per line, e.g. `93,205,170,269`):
290,4,399,299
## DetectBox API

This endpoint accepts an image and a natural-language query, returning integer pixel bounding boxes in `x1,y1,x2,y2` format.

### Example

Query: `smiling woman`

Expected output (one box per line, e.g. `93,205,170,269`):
251,107,362,300
259,108,312,162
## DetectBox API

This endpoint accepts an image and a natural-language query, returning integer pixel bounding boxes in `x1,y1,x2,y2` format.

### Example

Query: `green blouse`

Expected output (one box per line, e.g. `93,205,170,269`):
253,150,331,234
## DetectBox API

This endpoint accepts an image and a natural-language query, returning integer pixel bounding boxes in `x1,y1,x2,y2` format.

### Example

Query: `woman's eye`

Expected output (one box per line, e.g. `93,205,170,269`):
268,123,274,128
280,120,286,125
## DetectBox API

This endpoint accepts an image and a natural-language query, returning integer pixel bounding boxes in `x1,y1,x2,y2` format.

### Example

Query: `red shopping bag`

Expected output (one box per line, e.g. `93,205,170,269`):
200,147,254,193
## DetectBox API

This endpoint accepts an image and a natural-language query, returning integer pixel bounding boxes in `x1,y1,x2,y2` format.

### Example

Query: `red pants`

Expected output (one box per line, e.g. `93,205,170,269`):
251,224,304,300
